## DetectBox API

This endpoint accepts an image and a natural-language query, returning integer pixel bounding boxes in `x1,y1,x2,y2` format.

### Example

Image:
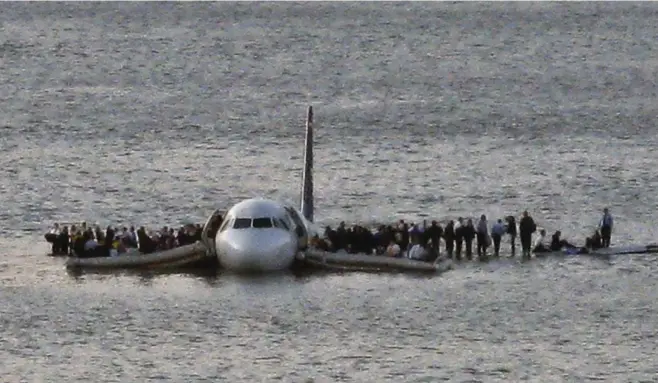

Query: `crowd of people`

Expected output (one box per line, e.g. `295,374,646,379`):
45,208,615,263
44,221,209,258
313,208,614,263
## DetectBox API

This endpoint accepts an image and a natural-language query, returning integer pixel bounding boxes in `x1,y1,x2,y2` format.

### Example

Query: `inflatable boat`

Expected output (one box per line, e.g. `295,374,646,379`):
300,250,453,274
65,241,211,270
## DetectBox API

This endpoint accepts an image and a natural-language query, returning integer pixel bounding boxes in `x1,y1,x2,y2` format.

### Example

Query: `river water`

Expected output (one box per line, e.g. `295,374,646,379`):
1,2,657,382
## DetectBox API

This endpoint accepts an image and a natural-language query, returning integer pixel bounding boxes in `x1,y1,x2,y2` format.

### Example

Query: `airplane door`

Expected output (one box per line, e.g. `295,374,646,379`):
201,208,223,256
284,207,308,250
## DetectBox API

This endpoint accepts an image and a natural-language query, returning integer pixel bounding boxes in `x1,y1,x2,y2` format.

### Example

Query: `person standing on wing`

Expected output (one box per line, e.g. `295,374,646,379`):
519,211,537,259
491,219,506,257
505,215,517,257
476,214,489,261
599,208,613,248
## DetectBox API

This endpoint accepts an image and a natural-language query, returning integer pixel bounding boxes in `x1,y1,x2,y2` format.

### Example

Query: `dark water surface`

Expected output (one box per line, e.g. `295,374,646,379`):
1,2,657,381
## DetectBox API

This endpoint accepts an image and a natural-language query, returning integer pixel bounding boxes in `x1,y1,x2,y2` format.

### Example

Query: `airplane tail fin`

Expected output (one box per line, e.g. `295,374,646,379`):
300,105,314,222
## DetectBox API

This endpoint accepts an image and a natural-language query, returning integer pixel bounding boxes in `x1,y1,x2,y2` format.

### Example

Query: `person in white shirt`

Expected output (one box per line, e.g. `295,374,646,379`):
80,233,99,258
408,223,422,235
386,240,401,257
121,227,137,248
533,229,550,255
84,238,98,252
407,237,428,261
490,219,506,257
129,226,138,247
49,223,60,235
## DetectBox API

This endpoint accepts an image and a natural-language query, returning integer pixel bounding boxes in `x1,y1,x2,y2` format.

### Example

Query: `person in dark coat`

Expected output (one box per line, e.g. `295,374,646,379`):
519,211,537,259
57,226,69,255
443,220,455,259
599,208,613,248
463,219,476,261
425,220,443,258
137,227,157,254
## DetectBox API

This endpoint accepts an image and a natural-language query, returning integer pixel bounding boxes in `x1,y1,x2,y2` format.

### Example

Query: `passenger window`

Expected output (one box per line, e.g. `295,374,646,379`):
252,218,273,228
233,218,252,229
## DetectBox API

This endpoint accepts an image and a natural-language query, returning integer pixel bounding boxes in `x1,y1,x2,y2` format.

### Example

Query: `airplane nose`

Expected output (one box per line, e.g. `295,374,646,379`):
218,230,295,271
229,238,284,259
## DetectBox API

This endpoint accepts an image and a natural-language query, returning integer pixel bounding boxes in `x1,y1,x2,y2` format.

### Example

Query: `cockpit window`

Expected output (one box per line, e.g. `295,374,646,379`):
219,216,233,233
219,220,229,233
233,218,252,229
273,218,290,231
252,218,273,228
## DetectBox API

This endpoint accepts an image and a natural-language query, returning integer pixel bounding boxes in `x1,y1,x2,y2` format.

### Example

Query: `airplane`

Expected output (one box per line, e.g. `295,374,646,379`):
207,106,318,272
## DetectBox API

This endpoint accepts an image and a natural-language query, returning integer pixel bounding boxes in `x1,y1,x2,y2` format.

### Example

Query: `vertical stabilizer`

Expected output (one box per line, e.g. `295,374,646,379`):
300,106,314,222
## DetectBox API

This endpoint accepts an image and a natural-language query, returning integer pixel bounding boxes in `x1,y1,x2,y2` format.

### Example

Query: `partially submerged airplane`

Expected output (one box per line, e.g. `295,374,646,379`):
65,107,449,273
62,105,658,272
211,106,318,272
